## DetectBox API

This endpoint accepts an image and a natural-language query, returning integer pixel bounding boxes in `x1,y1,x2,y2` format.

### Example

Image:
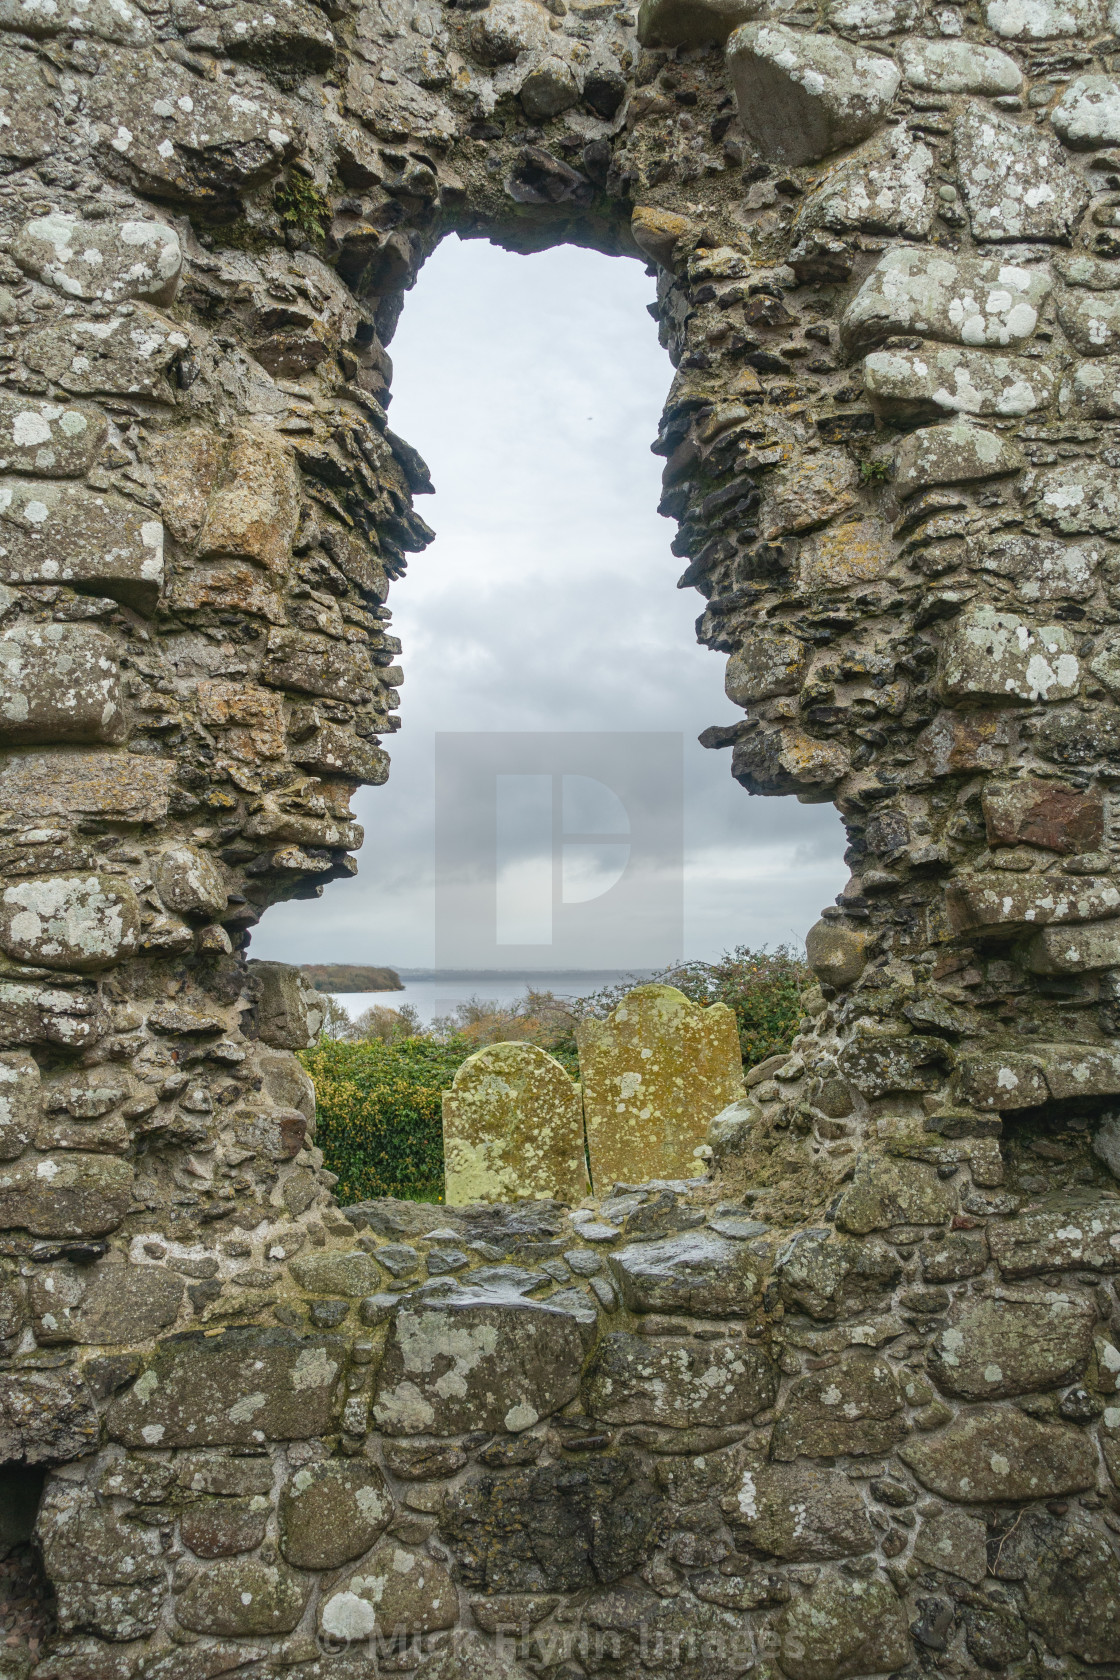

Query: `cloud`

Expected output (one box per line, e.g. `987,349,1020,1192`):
252,236,847,968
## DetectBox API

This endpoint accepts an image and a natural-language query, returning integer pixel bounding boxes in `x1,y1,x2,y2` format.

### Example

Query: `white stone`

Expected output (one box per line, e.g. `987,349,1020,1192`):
1052,75,1120,147
984,0,1105,36
726,21,900,166
842,247,1051,353
898,36,1022,93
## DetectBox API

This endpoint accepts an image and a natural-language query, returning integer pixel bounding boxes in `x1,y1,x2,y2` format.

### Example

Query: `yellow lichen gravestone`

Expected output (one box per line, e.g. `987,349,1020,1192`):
442,1041,589,1206
577,984,744,1186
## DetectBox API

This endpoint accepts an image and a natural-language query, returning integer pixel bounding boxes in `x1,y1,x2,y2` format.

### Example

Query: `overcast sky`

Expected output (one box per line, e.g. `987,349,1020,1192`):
252,236,847,972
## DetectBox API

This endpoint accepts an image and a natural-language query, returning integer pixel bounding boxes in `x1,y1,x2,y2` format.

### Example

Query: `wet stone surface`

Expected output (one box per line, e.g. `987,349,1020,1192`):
1,0,1120,1667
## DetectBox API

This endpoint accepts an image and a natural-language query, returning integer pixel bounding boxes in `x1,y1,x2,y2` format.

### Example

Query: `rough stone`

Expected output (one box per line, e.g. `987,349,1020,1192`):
0,43,61,166
938,607,1079,705
107,1329,346,1446
248,960,322,1050
153,846,228,921
0,624,124,747
725,629,806,704
442,1043,587,1206
29,1261,183,1344
1056,285,1120,354
794,125,936,240
799,518,893,590
913,1506,988,1583
584,1331,778,1426
864,345,1056,420
319,1543,457,1641
440,1453,663,1592
985,0,1104,34
893,421,1023,500
12,214,180,306
898,35,1022,92
948,872,1120,936
726,23,900,167
928,1290,1096,1397
0,752,171,825
900,1405,1097,1499
24,306,190,403
771,1353,907,1460
1052,75,1120,148
261,628,376,704
1025,921,1120,972
728,1461,875,1558
0,481,163,612
836,1034,952,1100
577,985,743,1186
953,104,1088,241
777,1571,910,1680
989,1201,1120,1274
759,452,857,540
608,1230,763,1315
805,920,869,987
176,1560,309,1636
0,873,140,971
0,1051,37,1160
0,0,150,41
88,58,296,204
371,1282,585,1435
179,1497,269,1559
636,0,756,45
955,1049,1049,1109
289,1249,382,1296
835,1155,955,1231
982,778,1103,852
843,249,1050,353
0,1152,132,1236
0,1367,98,1464
198,428,300,575
1030,458,1120,534
0,394,105,478
279,1458,393,1568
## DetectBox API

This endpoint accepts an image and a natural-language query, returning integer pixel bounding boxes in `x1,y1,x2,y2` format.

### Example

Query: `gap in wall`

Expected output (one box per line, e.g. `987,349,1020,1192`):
251,237,847,1004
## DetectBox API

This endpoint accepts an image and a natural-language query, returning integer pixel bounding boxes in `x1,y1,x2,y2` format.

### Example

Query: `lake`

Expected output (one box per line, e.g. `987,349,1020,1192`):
329,970,651,1027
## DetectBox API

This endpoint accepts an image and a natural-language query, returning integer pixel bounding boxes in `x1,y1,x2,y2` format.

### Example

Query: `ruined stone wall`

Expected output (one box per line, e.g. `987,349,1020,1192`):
2,0,1120,1670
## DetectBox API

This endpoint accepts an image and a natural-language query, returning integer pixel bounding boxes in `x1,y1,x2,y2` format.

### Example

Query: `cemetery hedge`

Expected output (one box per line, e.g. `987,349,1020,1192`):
302,946,808,1202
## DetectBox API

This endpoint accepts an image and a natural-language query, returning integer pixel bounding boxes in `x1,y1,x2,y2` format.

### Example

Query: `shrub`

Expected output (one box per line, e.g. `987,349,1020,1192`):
574,944,809,1071
429,990,580,1076
299,1036,467,1204
302,949,808,1201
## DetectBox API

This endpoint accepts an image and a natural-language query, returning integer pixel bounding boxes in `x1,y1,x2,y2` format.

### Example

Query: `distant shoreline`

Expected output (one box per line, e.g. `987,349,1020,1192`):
301,964,404,994
391,968,656,982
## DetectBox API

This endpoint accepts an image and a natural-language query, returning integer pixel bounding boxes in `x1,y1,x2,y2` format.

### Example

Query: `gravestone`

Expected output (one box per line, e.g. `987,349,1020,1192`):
442,1042,588,1205
577,985,743,1187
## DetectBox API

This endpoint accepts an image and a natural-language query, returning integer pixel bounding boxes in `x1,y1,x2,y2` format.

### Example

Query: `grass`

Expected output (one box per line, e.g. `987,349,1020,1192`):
301,945,810,1204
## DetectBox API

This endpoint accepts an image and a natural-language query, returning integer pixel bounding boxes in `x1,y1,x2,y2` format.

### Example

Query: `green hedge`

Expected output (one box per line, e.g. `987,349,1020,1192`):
302,947,808,1203
298,1037,465,1204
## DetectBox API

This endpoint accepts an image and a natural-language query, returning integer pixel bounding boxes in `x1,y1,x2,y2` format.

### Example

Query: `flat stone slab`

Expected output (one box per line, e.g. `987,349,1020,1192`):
584,1330,778,1426
608,1230,764,1315
442,1042,588,1206
900,1405,1097,1500
578,985,743,1187
989,1198,1120,1275
0,752,173,824
371,1280,586,1436
927,1290,1096,1398
107,1327,347,1446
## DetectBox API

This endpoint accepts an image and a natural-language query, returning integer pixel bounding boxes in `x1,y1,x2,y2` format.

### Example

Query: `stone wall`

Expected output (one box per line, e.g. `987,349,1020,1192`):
1,0,1120,1670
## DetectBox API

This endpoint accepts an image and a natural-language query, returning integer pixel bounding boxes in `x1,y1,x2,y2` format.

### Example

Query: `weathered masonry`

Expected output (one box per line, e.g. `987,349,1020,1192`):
1,0,1120,1671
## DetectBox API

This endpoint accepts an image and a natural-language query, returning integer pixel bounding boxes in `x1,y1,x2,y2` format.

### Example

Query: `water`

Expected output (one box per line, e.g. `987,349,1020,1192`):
328,970,649,1028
